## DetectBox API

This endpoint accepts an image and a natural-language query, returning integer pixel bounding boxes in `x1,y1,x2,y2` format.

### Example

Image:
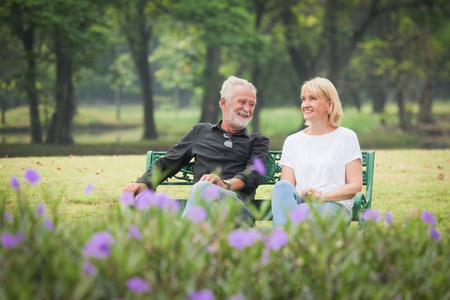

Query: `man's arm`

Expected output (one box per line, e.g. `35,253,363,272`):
123,126,197,194
199,173,245,191
233,134,270,191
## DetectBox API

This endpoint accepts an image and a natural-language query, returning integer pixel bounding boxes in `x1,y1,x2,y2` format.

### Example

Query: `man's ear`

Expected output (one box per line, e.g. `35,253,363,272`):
220,97,227,108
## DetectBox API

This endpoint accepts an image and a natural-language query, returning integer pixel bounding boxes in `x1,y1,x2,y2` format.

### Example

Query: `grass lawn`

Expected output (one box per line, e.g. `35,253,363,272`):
1,149,448,232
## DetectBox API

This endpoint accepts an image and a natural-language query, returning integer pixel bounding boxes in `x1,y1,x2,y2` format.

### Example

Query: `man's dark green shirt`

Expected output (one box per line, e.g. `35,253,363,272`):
136,121,270,201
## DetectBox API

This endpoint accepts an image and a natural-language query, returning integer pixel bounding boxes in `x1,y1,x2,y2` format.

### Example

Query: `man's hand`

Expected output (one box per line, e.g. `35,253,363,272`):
123,182,147,196
200,174,228,189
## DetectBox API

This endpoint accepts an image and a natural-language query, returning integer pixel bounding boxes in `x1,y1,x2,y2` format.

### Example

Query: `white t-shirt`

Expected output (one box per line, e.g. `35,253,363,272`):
279,127,362,214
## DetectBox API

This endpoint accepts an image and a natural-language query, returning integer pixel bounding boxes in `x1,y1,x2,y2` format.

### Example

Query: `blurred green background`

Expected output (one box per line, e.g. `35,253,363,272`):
1,0,449,156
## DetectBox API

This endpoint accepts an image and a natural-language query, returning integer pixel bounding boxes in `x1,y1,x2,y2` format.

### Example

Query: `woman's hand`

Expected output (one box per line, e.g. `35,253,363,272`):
299,187,326,202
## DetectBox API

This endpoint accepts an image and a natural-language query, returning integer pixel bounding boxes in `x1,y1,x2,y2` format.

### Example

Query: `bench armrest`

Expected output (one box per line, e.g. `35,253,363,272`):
353,192,365,227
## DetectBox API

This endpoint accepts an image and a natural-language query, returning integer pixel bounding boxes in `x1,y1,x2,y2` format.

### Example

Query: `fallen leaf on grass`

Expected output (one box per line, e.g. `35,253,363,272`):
437,173,444,180
96,169,104,175
437,165,443,169
56,167,61,171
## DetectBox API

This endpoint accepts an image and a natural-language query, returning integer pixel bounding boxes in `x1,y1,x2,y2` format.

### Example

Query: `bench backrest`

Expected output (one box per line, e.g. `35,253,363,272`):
146,151,374,192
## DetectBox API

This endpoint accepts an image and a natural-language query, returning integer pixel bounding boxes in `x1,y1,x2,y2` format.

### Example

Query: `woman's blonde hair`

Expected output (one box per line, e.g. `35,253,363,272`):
301,77,343,128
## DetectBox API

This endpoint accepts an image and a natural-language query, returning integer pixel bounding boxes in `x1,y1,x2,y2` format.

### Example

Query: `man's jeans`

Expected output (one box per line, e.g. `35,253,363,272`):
271,180,352,228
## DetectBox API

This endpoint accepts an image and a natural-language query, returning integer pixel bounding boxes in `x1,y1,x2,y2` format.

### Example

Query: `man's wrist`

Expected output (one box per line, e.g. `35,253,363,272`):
222,180,231,190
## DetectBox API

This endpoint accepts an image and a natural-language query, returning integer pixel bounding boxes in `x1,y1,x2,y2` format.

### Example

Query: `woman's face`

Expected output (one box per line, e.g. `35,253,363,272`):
300,88,331,124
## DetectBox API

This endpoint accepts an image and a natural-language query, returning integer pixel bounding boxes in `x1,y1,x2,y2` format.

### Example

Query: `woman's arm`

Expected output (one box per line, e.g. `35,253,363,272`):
280,165,296,186
322,158,363,201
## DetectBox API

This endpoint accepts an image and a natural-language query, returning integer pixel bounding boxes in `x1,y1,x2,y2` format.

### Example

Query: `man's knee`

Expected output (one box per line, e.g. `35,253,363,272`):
190,181,213,195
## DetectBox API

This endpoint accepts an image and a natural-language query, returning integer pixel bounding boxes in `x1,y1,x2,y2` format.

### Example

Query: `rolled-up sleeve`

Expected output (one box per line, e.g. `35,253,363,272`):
233,134,270,192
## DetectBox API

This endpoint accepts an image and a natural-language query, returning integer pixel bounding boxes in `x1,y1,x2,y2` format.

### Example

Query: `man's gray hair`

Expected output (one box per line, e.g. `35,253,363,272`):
220,76,257,103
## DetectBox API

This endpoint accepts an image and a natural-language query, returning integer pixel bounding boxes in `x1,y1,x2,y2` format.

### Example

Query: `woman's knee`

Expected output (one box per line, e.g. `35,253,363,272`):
272,181,294,198
274,180,294,190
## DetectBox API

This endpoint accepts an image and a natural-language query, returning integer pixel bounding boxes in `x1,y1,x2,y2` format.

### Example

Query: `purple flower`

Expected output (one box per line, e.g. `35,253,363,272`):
119,191,135,206
155,193,180,212
82,231,115,259
229,295,245,300
384,211,393,226
246,228,262,243
128,225,142,240
265,228,288,250
202,185,220,202
126,276,152,294
135,190,179,212
3,213,13,221
83,261,97,275
35,203,46,218
228,229,251,249
362,209,381,222
421,211,436,226
251,157,266,176
228,229,261,249
85,182,94,195
44,219,55,231
134,189,156,209
429,228,440,241
289,204,309,225
1,231,24,249
187,289,214,300
187,206,208,223
23,169,41,185
10,176,21,190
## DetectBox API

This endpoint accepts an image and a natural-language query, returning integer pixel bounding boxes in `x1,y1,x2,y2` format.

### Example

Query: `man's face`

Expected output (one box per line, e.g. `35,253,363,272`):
222,85,256,132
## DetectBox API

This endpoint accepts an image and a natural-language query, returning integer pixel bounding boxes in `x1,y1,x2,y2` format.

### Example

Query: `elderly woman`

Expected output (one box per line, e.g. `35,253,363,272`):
271,77,362,228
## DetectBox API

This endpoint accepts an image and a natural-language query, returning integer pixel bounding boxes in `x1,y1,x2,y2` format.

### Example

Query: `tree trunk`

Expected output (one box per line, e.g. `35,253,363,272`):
46,36,76,144
1,96,6,125
115,86,122,121
281,4,310,82
325,0,340,85
418,26,433,125
397,86,411,132
372,82,386,113
134,44,157,139
200,46,222,123
126,1,158,140
251,64,262,133
22,25,42,144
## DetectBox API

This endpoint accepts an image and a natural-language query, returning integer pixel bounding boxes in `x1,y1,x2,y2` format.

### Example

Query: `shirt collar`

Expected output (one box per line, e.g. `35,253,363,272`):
212,121,251,138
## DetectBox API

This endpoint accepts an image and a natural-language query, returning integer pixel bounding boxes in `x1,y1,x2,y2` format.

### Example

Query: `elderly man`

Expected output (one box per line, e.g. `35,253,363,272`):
123,76,269,220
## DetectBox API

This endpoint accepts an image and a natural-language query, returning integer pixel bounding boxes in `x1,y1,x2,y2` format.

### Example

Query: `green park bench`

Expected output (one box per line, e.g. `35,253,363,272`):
146,150,375,227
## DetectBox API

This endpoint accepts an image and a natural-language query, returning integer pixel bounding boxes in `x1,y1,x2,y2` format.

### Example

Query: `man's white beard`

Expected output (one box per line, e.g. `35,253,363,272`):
225,109,252,131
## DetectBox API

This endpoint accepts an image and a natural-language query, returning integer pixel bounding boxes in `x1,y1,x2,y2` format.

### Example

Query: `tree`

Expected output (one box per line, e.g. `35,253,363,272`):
414,0,450,125
46,0,110,144
151,23,202,109
112,0,162,140
0,27,22,125
170,0,255,123
109,53,138,121
0,0,45,143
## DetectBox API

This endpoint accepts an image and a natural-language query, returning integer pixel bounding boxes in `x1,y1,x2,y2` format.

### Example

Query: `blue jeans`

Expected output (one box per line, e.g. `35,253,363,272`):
271,180,352,228
181,181,254,225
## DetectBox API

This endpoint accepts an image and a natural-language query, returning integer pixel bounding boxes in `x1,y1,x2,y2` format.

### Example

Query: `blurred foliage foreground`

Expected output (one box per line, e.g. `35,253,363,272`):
1,169,448,299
